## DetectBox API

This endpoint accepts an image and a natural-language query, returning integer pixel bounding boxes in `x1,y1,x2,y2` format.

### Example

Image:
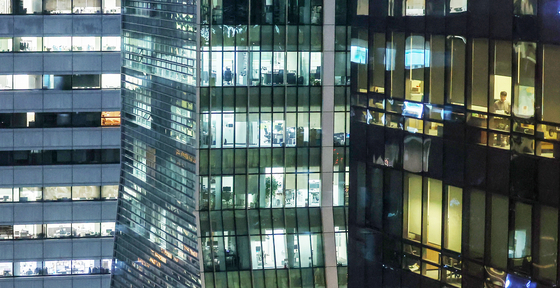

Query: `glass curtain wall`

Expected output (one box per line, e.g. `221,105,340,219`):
349,0,560,287
198,0,332,285
111,0,199,286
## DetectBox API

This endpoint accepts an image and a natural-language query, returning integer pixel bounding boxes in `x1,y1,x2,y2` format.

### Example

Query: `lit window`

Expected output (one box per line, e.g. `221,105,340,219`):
102,0,120,13
13,75,42,89
43,37,71,51
102,74,120,88
0,75,11,90
14,37,42,52
102,36,120,51
101,111,121,126
73,0,101,14
72,37,101,51
0,38,12,52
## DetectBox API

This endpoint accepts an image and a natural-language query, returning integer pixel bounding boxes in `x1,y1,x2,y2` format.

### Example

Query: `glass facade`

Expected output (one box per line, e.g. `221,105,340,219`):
198,0,347,286
110,0,199,285
349,1,560,288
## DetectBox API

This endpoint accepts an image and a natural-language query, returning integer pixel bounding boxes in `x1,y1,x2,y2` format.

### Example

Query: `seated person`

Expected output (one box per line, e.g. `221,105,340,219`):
493,91,511,114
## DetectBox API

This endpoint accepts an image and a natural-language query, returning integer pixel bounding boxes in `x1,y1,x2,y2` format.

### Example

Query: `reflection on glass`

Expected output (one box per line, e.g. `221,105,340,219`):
423,178,442,248
444,186,462,253
446,36,466,105
491,41,512,114
514,42,536,119
509,202,532,273
514,0,536,15
404,173,422,242
405,35,425,101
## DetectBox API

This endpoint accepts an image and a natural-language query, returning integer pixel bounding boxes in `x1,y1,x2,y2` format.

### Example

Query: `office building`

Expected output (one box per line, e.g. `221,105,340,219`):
197,0,351,286
349,1,560,287
112,0,351,286
109,0,200,286
0,1,122,287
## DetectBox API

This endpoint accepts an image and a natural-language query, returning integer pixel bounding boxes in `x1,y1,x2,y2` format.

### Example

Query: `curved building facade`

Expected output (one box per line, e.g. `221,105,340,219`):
110,0,200,286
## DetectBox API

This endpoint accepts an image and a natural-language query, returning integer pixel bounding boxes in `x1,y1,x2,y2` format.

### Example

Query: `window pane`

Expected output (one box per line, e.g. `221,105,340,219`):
0,75,12,89
17,187,42,201
466,189,485,260
44,260,71,274
0,225,13,239
513,42,536,118
43,37,71,51
446,36,466,105
469,39,489,111
542,45,560,123
46,224,72,238
405,35,425,101
102,36,120,51
423,178,442,248
101,74,120,89
509,202,532,274
444,186,462,253
14,37,42,51
72,74,100,89
101,185,118,199
43,186,71,201
14,224,42,239
535,206,557,282
102,0,120,13
72,37,101,51
14,261,42,276
403,173,422,242
490,41,512,115
13,75,42,89
44,0,71,13
0,188,12,202
73,223,100,237
17,0,42,14
72,186,100,200
489,194,508,270
0,38,12,52
0,262,12,276
72,0,101,13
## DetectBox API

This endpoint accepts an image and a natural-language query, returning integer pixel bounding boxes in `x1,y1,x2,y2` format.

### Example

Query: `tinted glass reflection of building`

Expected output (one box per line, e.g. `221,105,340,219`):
198,0,350,286
110,0,199,286
349,1,560,287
